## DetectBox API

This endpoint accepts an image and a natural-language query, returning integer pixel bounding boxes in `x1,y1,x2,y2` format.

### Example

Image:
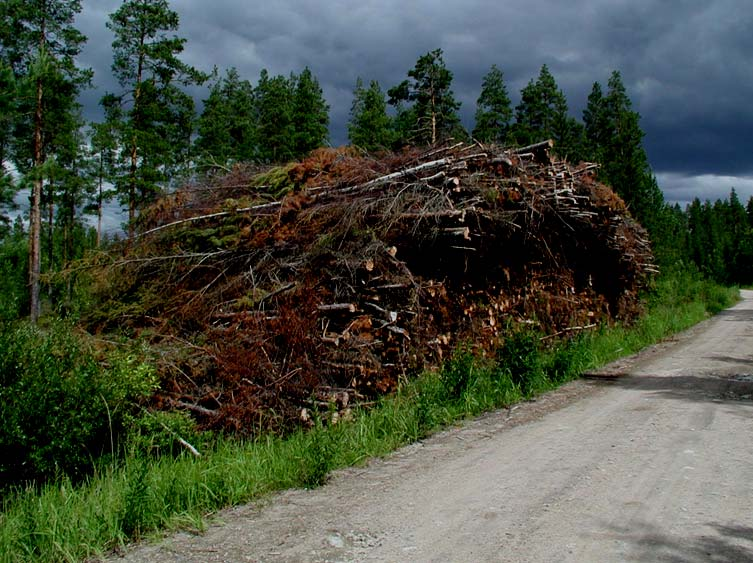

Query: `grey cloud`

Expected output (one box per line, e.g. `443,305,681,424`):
657,172,753,209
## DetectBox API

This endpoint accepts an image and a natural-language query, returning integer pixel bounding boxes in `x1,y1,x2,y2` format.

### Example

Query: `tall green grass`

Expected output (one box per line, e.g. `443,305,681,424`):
0,271,738,563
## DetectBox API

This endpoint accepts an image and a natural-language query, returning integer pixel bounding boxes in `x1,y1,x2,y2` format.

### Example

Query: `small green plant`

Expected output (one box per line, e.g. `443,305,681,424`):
441,345,477,398
401,370,446,438
496,328,547,396
119,461,152,538
545,335,588,384
300,428,334,488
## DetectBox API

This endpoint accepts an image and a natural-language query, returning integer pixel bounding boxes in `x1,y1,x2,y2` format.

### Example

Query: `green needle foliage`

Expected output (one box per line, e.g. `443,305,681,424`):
292,67,330,157
473,64,513,144
254,69,296,162
104,0,208,237
348,77,394,151
0,0,91,321
511,64,585,160
388,49,464,146
195,67,257,169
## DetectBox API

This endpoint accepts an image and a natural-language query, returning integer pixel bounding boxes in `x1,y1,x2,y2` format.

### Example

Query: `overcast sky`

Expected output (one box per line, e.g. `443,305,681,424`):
74,0,753,207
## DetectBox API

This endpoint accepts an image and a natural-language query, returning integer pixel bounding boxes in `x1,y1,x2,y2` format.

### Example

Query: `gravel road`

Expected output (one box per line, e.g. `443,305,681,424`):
111,291,753,562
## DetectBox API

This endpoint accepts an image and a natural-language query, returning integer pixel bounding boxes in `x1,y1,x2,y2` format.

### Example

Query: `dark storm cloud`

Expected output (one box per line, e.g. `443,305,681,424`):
75,0,753,202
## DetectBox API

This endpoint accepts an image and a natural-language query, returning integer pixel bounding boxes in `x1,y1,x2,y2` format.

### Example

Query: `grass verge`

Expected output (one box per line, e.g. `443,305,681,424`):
0,271,738,563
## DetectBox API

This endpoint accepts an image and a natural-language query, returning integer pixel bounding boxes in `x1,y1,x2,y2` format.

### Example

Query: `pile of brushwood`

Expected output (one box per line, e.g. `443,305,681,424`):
83,140,657,434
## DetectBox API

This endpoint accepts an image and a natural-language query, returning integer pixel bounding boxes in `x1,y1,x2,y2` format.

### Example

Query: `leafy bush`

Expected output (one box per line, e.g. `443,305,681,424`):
0,321,156,485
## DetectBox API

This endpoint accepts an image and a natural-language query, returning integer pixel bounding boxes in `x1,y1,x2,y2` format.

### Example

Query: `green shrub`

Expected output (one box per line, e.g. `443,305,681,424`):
545,335,589,384
124,410,201,459
441,346,477,398
496,328,547,395
0,321,156,485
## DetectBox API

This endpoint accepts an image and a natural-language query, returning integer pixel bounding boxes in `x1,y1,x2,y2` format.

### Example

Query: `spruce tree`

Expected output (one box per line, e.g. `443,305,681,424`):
255,69,295,162
746,196,753,229
599,71,664,230
512,65,583,159
583,82,609,162
725,188,751,282
195,67,257,168
105,0,207,237
348,78,393,151
292,67,329,157
513,65,564,144
388,49,463,146
472,65,512,144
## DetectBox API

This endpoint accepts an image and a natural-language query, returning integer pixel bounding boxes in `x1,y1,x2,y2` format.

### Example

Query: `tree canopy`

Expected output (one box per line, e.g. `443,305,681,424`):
388,49,464,145
104,0,207,236
0,24,751,322
473,65,513,144
0,0,91,321
348,78,393,151
195,67,257,168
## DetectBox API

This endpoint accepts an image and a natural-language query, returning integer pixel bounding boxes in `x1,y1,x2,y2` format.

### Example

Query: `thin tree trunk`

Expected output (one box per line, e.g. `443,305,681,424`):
64,173,75,312
29,75,43,322
431,89,437,145
47,170,54,298
97,152,103,247
129,141,137,238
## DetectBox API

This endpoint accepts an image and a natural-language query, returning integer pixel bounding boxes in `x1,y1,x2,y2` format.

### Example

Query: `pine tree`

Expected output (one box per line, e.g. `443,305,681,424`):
105,0,207,237
472,65,512,144
292,67,329,157
255,69,295,162
195,67,257,169
0,0,90,321
348,78,393,151
388,49,463,146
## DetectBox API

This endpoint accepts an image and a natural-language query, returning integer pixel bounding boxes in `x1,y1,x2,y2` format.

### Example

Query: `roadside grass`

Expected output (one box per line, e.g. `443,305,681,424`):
0,272,738,563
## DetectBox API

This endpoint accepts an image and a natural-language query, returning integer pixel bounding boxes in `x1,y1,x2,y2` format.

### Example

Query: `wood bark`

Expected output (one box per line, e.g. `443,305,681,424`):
29,72,44,322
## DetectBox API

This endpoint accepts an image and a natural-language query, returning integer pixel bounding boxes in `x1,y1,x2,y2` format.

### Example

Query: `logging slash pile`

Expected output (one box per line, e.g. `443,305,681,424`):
86,140,656,434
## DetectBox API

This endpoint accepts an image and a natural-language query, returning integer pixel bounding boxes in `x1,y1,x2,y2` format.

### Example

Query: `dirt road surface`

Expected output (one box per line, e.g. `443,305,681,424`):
111,291,753,562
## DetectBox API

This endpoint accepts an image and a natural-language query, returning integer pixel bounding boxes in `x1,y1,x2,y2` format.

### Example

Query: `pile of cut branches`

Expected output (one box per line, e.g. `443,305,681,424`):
84,141,656,434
